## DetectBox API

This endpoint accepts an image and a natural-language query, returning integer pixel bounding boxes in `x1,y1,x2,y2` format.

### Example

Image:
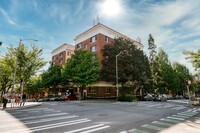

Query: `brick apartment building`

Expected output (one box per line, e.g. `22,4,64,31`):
74,23,143,99
51,43,75,65
51,23,143,99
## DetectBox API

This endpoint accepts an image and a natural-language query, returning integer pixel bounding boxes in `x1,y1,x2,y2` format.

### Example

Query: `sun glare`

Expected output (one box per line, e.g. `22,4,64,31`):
100,0,122,17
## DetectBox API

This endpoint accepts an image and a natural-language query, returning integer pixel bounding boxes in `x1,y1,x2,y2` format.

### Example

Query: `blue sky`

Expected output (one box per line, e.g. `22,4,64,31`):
0,0,200,74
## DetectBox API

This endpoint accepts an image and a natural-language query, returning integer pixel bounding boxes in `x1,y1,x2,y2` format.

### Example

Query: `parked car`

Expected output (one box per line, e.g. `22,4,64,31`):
144,94,154,101
49,96,64,101
37,97,49,102
154,94,167,101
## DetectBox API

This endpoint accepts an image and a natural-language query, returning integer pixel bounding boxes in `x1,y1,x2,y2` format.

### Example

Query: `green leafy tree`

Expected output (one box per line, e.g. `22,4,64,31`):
41,64,63,95
148,34,158,92
6,44,46,93
62,49,100,99
184,50,200,72
0,57,13,102
172,62,192,94
101,38,151,94
25,76,44,98
155,48,175,93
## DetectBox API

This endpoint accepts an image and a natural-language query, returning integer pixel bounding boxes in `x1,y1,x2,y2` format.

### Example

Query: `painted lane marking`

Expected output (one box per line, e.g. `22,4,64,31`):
128,128,151,133
172,115,189,118
119,131,128,133
13,108,49,111
4,118,91,133
177,113,194,117
0,115,78,128
20,112,69,120
64,124,106,133
160,118,181,123
80,125,110,133
152,121,173,126
167,116,185,121
142,124,165,131
178,112,197,115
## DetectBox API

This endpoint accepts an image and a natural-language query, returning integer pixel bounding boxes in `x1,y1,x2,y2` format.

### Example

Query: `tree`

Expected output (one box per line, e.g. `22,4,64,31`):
62,49,100,99
41,64,63,95
5,44,46,94
155,48,174,93
148,34,158,91
0,57,13,103
184,50,200,72
101,37,151,94
25,76,44,98
172,62,192,94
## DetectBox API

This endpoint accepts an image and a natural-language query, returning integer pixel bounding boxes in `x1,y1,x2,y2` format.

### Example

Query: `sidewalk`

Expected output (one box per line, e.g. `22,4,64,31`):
0,102,41,110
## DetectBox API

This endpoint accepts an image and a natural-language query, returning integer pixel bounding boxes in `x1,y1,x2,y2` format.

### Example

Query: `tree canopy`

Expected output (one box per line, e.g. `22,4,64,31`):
2,44,46,94
148,34,158,91
184,50,200,72
62,49,100,96
41,64,63,95
101,37,151,94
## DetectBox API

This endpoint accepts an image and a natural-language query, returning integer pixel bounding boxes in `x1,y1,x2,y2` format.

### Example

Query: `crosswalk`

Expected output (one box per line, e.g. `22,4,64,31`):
135,102,189,111
119,108,200,133
0,107,110,133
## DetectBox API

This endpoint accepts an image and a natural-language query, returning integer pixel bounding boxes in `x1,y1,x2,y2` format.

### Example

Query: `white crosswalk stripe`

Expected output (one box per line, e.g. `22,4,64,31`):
135,102,189,110
1,107,110,133
64,124,106,133
119,108,199,133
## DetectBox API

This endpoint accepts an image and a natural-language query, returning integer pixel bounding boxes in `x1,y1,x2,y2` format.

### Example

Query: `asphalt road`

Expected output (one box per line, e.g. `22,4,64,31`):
2,100,200,133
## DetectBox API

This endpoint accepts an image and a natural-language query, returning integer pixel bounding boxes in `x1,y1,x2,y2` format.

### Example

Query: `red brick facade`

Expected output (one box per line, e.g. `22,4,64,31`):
51,43,74,66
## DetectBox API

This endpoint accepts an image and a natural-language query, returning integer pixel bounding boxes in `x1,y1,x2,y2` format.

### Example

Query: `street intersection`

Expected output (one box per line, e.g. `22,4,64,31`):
0,100,199,133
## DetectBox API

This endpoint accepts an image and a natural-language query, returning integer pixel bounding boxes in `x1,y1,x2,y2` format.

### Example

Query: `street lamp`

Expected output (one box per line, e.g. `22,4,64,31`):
116,50,128,100
12,39,38,99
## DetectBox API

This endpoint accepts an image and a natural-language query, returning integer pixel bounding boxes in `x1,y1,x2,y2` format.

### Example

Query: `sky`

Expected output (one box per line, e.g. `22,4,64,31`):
0,0,200,74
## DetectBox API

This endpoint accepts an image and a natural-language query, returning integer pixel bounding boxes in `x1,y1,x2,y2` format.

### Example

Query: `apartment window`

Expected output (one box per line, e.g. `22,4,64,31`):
90,35,97,43
85,44,88,49
60,52,63,57
52,56,55,60
105,87,111,93
59,59,63,64
67,51,71,56
89,87,97,93
77,43,82,49
90,45,96,52
105,36,109,42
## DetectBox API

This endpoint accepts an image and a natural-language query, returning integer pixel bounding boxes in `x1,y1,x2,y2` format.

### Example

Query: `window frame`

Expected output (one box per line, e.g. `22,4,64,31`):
77,43,82,49
105,36,109,42
89,87,97,94
90,45,96,52
90,35,97,43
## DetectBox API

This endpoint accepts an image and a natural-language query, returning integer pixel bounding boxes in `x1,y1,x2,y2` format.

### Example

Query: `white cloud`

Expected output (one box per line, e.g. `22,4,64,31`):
99,0,200,74
0,7,17,26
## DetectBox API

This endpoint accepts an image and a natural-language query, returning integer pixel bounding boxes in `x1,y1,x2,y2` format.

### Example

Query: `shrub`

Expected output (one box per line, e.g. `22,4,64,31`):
117,94,136,102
